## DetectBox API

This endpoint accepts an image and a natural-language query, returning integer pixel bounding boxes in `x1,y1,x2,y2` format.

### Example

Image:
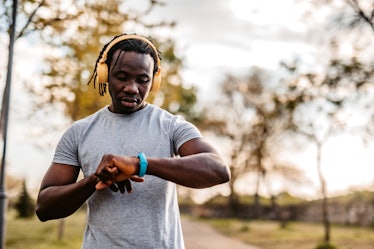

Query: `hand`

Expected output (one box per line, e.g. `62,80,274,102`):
109,179,131,193
94,154,143,192
96,176,144,192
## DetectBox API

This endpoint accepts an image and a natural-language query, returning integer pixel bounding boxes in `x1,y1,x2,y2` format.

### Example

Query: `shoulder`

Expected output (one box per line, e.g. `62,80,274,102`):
146,104,173,117
145,104,193,128
61,107,108,139
71,106,108,129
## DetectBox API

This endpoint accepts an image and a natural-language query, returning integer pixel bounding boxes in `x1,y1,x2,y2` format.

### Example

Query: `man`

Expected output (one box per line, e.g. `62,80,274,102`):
36,34,230,249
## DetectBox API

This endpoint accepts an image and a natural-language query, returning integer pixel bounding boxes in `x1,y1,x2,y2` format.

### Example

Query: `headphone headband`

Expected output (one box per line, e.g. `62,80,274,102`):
98,34,161,68
96,34,162,94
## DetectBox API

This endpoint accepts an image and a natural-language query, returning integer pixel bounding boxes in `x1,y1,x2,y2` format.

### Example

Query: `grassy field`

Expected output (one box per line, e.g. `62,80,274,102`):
201,218,374,249
5,210,374,249
6,210,86,249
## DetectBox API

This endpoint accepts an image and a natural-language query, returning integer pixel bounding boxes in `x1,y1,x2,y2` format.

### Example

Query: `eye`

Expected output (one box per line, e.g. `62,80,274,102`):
115,72,128,81
137,76,150,84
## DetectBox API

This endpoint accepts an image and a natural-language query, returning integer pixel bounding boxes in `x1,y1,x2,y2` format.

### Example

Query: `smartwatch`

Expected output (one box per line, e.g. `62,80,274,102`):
137,152,148,177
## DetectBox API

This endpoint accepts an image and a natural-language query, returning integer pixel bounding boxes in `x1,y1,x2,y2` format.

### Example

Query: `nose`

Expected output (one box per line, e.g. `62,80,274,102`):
123,80,139,94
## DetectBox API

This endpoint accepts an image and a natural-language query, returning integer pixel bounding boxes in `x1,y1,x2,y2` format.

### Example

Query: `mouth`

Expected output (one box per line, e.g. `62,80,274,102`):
120,96,139,107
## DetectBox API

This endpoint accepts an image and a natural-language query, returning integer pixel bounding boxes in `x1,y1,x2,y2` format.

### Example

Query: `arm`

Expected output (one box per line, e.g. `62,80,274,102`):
148,137,230,188
96,138,230,189
35,163,98,221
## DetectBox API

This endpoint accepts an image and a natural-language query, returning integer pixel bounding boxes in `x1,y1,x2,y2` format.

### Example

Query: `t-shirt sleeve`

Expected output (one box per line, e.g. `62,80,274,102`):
172,115,202,153
53,125,80,167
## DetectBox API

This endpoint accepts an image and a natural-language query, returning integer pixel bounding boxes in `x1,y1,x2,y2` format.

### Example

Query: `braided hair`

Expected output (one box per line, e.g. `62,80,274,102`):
88,34,161,96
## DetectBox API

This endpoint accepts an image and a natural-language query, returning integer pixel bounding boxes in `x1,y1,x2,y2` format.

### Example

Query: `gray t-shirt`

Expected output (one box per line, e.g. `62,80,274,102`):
53,104,202,249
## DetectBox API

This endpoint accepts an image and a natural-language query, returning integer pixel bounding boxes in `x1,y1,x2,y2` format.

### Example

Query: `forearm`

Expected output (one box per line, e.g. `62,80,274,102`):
36,174,98,221
147,152,230,188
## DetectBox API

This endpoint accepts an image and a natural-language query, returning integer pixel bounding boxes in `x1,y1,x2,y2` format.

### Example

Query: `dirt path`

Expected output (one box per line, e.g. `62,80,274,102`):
181,217,261,249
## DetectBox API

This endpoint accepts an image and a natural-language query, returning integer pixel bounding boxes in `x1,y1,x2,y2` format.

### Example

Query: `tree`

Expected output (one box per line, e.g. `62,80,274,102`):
22,0,198,125
14,180,34,218
312,0,374,32
202,67,306,216
2,0,198,144
303,0,374,138
291,100,342,244
282,39,374,246
286,2,374,246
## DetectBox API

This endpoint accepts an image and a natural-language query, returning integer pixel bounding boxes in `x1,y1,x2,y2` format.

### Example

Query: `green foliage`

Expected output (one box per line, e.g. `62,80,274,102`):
15,0,198,123
38,0,142,121
3,0,196,122
314,241,337,249
240,224,250,232
145,40,200,122
275,192,307,205
14,180,35,218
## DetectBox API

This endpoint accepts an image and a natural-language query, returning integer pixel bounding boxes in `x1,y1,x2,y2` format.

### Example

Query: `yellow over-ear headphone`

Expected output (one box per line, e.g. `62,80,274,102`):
96,34,162,93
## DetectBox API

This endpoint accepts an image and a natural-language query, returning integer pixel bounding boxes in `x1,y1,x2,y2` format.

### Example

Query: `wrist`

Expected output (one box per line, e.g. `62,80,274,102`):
137,152,148,177
89,174,101,190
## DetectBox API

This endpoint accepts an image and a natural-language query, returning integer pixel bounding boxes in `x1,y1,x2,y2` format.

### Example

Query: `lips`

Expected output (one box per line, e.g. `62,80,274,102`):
119,96,139,107
121,97,138,103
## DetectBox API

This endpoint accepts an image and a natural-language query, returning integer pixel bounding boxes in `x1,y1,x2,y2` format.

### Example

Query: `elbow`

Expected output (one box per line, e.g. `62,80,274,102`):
210,155,231,185
35,201,51,222
212,153,231,184
35,206,48,222
36,215,48,222
35,196,57,222
205,164,230,188
220,165,231,184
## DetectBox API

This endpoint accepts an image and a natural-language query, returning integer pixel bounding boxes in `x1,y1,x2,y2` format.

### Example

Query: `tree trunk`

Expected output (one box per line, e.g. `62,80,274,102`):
228,166,240,216
253,168,262,218
57,219,65,240
316,142,330,243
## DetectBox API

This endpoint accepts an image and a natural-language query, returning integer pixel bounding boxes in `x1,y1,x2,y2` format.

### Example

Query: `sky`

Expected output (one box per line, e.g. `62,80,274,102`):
2,0,374,200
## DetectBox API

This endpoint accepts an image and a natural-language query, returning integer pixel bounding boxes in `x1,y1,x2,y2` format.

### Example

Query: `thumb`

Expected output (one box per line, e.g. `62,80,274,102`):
130,176,145,182
96,181,111,190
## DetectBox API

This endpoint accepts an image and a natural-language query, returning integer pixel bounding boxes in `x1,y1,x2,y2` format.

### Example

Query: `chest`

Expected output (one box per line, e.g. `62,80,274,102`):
77,118,174,176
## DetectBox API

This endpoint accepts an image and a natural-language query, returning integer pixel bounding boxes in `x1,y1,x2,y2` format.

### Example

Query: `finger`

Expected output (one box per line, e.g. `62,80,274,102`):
117,181,126,193
107,166,119,174
95,172,111,182
96,181,110,190
95,167,119,181
130,176,145,182
109,183,119,192
124,180,132,193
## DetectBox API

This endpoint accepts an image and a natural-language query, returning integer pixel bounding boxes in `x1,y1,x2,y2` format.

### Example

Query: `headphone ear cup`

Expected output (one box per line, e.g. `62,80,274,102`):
151,67,162,93
96,61,109,84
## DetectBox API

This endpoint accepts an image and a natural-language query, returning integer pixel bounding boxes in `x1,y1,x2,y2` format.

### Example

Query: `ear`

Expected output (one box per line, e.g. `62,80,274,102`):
97,61,109,85
151,67,162,93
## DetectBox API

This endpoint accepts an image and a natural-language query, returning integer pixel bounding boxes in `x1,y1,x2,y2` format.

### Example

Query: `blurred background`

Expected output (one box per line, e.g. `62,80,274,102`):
1,0,374,249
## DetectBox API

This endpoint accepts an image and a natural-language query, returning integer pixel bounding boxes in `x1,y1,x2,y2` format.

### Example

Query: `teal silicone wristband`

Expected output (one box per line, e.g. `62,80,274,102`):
137,152,148,177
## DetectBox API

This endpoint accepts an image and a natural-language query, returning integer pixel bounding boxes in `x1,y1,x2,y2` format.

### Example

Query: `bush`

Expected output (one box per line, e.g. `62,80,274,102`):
14,180,35,218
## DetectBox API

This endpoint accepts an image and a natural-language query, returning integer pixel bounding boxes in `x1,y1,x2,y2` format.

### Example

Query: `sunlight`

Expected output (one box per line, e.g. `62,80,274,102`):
229,0,254,22
230,0,308,32
231,0,293,23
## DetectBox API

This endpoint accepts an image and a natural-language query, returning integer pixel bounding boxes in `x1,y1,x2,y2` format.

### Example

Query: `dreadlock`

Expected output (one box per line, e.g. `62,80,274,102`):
88,34,161,96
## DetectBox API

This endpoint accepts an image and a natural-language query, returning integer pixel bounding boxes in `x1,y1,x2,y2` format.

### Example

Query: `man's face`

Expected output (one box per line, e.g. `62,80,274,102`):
108,50,154,114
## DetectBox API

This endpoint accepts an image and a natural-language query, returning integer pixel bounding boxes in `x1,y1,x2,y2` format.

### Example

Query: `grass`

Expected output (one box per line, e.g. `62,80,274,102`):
6,210,86,249
200,217,374,249
5,209,374,249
